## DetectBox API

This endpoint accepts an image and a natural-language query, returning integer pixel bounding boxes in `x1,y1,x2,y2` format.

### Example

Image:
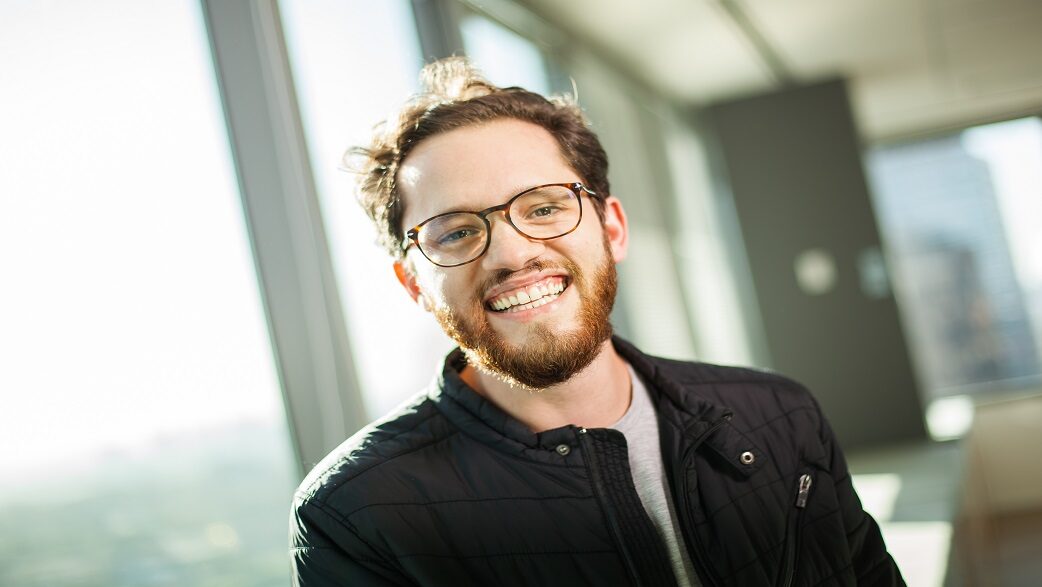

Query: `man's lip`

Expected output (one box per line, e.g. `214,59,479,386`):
482,271,570,303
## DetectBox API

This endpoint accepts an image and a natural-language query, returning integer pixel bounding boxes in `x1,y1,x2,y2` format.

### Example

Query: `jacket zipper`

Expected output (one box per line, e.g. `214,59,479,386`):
576,427,646,587
778,473,813,587
674,414,732,587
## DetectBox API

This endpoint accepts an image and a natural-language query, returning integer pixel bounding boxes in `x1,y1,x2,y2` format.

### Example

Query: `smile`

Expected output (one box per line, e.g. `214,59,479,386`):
487,276,569,313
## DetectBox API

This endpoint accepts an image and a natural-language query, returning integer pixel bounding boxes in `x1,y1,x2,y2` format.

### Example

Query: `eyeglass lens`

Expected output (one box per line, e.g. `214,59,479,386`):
417,185,581,266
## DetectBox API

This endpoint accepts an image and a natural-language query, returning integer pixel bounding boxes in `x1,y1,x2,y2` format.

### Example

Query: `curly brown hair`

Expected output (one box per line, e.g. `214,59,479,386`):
345,57,611,259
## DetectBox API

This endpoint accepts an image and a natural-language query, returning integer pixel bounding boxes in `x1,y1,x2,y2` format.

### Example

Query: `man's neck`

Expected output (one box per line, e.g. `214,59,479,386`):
459,339,632,433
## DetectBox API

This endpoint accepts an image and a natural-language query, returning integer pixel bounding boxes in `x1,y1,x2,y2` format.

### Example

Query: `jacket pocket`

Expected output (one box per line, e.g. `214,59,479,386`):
777,471,813,587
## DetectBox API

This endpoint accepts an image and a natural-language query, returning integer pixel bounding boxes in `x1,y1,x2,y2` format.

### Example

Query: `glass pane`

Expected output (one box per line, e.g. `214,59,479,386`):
867,117,1042,405
460,13,551,95
279,1,454,419
0,1,297,585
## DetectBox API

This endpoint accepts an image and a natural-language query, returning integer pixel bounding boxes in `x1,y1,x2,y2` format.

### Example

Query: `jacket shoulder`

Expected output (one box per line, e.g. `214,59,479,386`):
616,337,812,405
648,355,823,426
292,390,456,510
647,355,833,471
660,355,813,398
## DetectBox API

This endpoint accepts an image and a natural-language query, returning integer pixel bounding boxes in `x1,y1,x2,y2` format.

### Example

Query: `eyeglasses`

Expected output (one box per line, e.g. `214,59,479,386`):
402,182,600,268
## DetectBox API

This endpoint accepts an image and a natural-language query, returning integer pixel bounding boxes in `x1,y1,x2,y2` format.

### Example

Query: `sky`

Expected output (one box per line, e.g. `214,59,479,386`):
0,0,287,476
962,117,1042,292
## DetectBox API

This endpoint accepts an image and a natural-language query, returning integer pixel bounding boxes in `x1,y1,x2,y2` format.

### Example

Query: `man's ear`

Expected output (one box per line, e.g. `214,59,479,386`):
393,259,432,312
600,196,629,263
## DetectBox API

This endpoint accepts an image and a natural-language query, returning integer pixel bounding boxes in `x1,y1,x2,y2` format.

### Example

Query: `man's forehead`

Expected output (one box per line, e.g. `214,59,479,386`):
398,176,542,227
397,158,515,222
397,120,577,222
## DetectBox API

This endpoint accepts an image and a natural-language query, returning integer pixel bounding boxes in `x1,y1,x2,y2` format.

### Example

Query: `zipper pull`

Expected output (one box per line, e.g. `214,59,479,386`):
795,474,812,508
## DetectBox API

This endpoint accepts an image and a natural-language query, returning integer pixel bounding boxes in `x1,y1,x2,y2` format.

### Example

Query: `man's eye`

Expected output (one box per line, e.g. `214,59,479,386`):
437,228,480,245
528,205,561,219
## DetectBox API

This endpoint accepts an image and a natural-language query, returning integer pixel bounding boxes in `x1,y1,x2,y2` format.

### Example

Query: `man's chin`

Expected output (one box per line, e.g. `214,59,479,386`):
483,316,576,348
462,322,611,390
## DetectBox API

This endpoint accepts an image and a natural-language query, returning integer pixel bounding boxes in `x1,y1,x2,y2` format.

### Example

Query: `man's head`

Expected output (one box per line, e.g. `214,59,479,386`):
350,58,628,390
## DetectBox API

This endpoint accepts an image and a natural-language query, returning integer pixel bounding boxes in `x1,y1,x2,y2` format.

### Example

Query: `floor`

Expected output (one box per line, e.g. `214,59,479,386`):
848,440,962,587
847,393,1042,587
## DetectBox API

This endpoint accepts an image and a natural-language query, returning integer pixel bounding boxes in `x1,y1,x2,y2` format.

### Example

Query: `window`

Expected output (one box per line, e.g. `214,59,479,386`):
279,0,450,419
460,13,552,95
0,1,297,584
867,118,1042,410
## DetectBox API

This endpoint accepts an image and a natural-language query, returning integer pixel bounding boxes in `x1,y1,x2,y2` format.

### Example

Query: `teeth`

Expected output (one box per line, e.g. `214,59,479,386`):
507,293,558,313
488,278,567,312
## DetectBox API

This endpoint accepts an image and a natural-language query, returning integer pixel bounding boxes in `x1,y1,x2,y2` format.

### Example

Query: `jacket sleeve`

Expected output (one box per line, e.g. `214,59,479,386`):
290,496,409,586
815,403,906,586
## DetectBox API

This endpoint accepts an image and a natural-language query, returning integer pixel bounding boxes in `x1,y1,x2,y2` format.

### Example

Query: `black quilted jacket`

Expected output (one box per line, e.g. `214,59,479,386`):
290,337,904,586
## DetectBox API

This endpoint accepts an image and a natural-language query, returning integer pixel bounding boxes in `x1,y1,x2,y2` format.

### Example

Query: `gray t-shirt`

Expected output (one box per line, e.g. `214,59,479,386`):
610,365,700,587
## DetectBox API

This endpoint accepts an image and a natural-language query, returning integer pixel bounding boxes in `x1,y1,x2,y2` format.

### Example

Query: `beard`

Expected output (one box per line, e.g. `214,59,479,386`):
433,243,617,390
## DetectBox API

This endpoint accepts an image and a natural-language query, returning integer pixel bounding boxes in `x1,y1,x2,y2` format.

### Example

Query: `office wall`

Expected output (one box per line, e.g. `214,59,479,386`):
706,79,926,449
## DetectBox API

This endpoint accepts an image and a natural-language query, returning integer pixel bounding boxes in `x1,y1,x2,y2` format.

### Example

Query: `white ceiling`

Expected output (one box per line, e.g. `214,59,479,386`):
521,0,1042,140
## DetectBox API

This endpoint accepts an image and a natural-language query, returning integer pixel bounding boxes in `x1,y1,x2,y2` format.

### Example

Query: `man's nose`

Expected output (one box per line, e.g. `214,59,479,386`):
479,213,546,272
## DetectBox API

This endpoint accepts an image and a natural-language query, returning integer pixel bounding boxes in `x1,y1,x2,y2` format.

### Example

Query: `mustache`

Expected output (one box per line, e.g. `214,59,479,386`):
476,259,573,300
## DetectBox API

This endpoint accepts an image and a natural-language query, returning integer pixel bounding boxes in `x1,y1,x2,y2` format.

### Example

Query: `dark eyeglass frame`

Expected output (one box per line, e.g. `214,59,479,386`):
402,182,600,268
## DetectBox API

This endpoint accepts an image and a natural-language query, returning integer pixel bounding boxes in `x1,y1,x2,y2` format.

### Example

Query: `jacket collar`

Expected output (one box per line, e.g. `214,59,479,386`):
613,337,765,478
428,348,582,465
428,336,765,476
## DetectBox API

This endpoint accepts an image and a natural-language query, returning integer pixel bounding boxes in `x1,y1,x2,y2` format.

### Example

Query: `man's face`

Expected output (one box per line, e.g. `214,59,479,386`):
395,119,628,389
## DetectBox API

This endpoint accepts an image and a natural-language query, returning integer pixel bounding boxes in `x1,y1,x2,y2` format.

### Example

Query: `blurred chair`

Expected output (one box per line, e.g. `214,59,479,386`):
957,392,1042,586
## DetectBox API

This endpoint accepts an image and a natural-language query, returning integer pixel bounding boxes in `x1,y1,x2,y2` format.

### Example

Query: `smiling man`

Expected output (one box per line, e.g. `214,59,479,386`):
290,58,903,586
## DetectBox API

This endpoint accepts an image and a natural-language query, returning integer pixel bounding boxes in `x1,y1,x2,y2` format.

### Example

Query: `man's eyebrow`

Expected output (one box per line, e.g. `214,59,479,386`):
423,183,538,219
428,203,478,217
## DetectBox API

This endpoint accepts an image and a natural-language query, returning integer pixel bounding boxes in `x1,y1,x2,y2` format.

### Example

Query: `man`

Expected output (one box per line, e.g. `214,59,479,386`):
290,57,903,586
